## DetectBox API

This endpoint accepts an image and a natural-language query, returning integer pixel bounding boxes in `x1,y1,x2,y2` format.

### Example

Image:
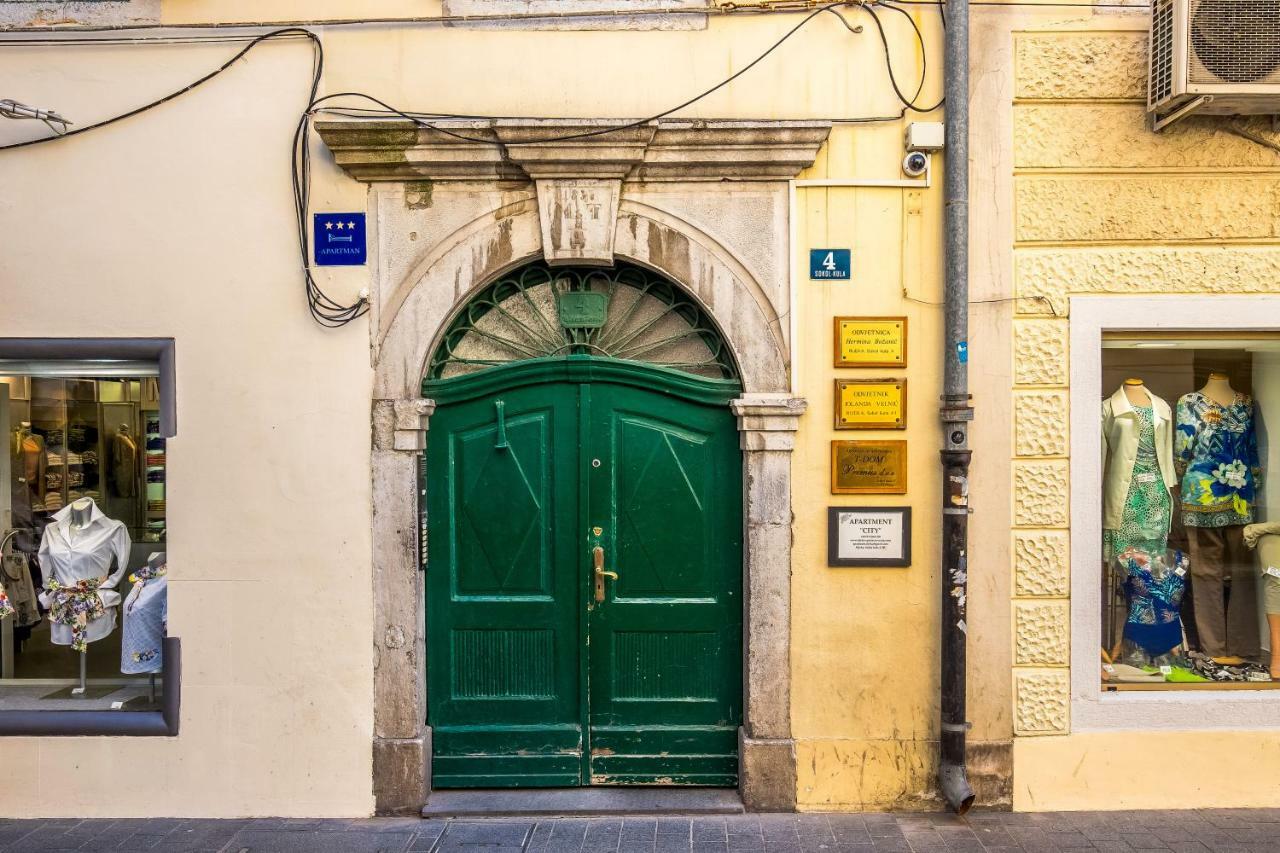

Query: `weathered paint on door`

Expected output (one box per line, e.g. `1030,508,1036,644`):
426,358,742,788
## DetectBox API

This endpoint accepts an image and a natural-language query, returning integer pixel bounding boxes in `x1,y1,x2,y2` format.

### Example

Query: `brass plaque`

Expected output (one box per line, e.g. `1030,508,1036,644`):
834,317,907,368
834,378,907,430
831,440,907,495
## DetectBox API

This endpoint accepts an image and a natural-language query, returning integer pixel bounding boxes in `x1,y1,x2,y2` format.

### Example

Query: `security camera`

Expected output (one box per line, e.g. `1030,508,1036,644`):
902,151,930,178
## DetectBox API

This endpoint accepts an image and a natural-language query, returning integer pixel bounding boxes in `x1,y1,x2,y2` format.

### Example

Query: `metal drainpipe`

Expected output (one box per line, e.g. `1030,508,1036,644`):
938,0,977,816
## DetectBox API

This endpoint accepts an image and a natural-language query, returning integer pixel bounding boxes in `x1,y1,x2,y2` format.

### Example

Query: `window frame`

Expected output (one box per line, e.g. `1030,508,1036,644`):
0,338,179,737
1071,297,1280,731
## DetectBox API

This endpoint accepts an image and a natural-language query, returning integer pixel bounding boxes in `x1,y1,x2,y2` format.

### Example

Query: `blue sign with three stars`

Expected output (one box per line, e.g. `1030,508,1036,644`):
314,212,366,266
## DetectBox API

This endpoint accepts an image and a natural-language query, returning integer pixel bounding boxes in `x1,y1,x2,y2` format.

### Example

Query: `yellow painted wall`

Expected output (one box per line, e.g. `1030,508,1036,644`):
0,0,1016,815
1016,732,1280,811
791,174,950,810
968,6,1280,810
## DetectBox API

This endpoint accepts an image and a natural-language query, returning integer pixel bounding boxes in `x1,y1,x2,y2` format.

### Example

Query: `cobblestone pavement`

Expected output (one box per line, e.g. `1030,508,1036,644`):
4,810,1280,853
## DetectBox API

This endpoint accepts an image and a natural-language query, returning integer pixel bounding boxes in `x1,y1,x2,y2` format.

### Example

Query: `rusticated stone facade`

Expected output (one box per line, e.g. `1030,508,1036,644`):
1007,18,1280,744
1014,391,1068,458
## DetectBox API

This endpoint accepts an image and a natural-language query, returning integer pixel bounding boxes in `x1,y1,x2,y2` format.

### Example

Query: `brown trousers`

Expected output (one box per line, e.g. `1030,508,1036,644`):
1188,525,1260,659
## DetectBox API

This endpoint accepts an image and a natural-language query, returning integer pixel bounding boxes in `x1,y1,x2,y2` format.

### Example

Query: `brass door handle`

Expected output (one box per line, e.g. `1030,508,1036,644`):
592,545,618,603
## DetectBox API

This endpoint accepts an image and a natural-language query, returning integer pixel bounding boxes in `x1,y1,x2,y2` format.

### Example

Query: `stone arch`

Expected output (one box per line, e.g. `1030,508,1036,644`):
373,202,788,400
370,197,802,816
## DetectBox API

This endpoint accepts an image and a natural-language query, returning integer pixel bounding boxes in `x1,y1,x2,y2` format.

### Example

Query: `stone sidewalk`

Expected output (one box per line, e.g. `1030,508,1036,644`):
3,810,1280,853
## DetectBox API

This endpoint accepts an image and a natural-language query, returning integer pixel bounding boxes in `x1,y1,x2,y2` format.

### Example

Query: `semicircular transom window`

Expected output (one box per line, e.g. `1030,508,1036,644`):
428,261,738,381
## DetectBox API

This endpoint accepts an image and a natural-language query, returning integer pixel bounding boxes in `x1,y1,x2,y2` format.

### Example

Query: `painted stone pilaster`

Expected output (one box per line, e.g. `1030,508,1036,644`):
1011,314,1071,737
731,393,805,811
372,397,435,814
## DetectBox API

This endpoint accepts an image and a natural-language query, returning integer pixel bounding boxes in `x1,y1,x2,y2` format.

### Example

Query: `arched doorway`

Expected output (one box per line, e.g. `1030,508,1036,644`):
424,262,744,787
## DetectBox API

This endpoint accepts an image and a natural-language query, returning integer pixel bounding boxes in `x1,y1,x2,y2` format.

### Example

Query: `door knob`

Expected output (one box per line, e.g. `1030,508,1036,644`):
592,545,618,603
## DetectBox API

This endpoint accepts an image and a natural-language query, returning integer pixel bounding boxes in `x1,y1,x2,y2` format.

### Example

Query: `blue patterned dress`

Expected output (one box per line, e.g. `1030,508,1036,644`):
1175,391,1260,528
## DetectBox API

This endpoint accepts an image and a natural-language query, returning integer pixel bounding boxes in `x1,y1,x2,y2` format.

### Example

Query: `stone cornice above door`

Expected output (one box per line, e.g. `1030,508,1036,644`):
314,118,831,183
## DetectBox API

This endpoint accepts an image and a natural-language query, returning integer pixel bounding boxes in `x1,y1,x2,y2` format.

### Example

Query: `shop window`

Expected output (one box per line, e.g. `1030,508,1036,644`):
1101,333,1280,692
0,342,177,736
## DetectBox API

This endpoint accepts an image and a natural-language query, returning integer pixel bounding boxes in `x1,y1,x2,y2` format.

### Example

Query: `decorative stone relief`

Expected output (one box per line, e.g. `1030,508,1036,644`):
1013,320,1067,386
1016,176,1280,243
1013,461,1069,528
1015,391,1068,457
1017,246,1280,318
1014,670,1070,735
1014,531,1069,598
1014,602,1069,666
1014,32,1146,100
535,179,620,266
1015,106,1280,170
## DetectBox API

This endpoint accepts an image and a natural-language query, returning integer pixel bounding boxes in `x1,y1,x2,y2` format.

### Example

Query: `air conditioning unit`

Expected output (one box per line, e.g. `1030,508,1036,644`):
1147,0,1280,130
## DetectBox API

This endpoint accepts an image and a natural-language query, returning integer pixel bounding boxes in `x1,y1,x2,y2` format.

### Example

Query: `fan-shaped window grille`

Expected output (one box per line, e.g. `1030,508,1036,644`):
428,262,738,381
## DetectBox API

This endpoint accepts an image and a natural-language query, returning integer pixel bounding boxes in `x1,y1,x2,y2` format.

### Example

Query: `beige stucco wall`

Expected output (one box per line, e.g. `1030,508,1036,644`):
969,5,1280,810
0,37,375,815
0,1,1019,815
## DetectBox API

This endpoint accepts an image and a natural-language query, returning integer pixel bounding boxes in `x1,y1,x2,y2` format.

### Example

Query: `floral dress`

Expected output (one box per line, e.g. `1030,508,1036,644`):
1104,405,1173,561
1119,547,1188,659
1175,391,1260,528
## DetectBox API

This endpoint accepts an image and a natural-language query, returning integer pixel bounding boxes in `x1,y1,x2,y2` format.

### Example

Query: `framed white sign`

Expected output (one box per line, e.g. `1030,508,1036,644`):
827,506,912,568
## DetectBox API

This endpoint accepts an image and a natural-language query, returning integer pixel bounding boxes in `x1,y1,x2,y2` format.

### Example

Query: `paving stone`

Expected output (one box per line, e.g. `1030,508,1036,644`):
694,820,728,842
618,844,658,853
692,843,729,853
657,819,693,838
216,829,417,853
3,810,1280,852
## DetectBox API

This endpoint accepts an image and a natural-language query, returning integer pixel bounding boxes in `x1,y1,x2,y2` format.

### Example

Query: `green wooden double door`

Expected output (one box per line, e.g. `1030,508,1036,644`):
426,359,743,788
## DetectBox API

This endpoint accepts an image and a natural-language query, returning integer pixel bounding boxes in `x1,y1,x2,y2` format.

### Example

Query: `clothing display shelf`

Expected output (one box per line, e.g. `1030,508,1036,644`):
142,411,164,543
8,378,156,541
27,380,102,517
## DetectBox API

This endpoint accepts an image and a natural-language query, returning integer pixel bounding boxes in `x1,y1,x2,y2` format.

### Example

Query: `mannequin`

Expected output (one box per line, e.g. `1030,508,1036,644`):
1176,371,1262,665
1202,371,1236,407
37,497,131,695
121,550,167,700
1102,380,1179,663
1244,523,1280,679
11,421,44,515
1102,380,1177,558
111,425,136,498
1123,377,1151,406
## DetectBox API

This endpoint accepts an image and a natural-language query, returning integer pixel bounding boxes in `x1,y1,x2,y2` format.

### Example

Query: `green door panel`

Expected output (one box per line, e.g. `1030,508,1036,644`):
586,383,742,785
427,384,583,788
426,359,742,788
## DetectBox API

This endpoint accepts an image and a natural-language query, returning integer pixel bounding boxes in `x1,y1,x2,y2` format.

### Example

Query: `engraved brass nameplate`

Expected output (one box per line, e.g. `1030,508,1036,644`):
834,378,907,430
831,440,907,495
834,317,907,368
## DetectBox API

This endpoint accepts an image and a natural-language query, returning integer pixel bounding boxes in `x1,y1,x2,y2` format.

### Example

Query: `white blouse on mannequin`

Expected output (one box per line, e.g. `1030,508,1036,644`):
37,499,131,647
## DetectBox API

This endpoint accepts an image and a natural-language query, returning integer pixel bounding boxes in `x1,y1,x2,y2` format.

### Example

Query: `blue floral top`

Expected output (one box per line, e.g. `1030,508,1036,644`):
1175,391,1261,528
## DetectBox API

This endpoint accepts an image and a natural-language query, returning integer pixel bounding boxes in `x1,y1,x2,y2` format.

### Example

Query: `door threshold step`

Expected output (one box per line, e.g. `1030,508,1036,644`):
422,788,745,818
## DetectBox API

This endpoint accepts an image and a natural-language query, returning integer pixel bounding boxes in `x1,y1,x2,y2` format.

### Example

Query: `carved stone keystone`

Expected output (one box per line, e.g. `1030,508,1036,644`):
535,179,621,266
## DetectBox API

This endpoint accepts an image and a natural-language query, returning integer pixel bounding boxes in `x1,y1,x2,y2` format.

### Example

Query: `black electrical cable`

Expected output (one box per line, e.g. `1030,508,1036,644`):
305,2,868,148
0,28,315,152
0,0,944,326
287,35,370,326
0,0,1151,38
845,3,945,113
